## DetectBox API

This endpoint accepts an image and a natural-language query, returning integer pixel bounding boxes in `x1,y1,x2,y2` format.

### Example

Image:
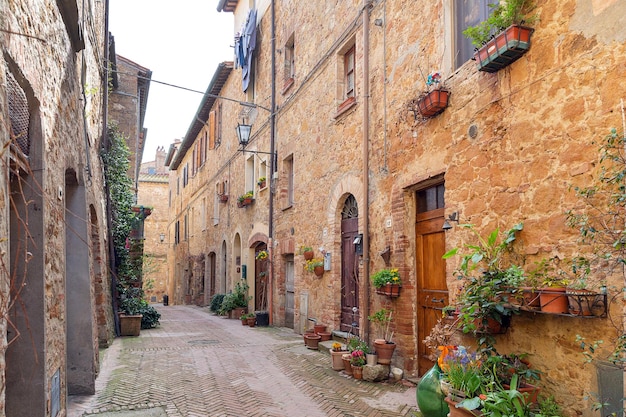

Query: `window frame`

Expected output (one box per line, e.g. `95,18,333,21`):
453,0,496,69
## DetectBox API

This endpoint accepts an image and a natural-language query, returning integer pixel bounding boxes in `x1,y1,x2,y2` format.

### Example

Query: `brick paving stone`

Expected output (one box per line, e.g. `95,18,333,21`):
68,305,419,416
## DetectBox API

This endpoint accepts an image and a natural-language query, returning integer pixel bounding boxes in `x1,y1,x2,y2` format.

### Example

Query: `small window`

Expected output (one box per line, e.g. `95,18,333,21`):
283,34,295,90
285,155,294,207
416,184,445,213
216,102,222,148
454,0,496,69
148,167,156,175
344,46,355,99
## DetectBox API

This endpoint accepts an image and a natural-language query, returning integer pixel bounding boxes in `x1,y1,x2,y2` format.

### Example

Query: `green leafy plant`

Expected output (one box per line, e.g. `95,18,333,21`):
304,258,324,272
256,250,268,260
346,337,370,354
532,395,563,417
350,349,366,367
370,268,401,288
479,375,530,417
443,223,523,347
368,308,393,342
257,176,266,186
463,0,537,47
238,190,254,203
298,245,313,254
210,294,225,312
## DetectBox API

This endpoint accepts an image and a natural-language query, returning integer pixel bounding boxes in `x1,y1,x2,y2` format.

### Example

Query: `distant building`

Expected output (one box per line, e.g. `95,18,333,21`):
138,146,170,303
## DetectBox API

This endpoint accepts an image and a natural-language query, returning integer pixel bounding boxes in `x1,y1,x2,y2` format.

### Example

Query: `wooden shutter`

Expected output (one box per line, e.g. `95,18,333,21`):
209,111,216,150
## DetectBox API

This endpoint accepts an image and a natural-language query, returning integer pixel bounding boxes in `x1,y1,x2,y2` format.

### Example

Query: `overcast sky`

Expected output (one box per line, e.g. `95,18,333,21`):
108,1,233,162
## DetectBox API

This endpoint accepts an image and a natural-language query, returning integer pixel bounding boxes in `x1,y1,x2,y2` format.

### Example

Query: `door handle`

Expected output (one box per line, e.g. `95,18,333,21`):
431,298,444,304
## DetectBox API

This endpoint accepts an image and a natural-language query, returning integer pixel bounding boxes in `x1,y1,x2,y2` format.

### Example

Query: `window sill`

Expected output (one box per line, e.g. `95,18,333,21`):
334,96,356,119
282,77,294,94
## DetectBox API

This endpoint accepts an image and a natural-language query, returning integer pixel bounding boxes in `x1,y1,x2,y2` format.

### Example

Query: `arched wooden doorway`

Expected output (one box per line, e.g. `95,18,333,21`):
340,195,360,334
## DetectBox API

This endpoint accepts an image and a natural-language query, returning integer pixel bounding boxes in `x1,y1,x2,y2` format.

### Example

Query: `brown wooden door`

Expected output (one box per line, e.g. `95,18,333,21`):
416,207,448,375
284,255,295,328
255,245,268,311
341,217,360,335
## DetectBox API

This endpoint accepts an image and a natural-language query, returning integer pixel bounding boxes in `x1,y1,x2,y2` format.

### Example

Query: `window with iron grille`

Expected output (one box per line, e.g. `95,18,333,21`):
6,69,31,167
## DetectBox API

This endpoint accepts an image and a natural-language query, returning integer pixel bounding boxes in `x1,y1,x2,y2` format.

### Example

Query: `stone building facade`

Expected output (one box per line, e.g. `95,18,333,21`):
1,0,113,416
108,51,152,199
166,0,626,414
138,147,170,304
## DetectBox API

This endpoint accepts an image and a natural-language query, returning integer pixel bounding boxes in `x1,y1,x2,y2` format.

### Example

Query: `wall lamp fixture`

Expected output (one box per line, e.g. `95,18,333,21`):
442,212,459,230
236,121,277,158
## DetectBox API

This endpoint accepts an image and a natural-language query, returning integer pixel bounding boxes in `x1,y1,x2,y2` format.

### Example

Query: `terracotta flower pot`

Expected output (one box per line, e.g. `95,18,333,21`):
331,350,346,371
375,283,401,297
318,331,332,341
304,333,321,350
342,354,353,375
374,340,396,365
539,287,569,314
415,89,450,118
351,365,363,380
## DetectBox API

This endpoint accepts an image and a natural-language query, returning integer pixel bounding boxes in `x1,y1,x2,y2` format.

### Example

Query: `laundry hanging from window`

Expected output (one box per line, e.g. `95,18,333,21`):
233,9,257,92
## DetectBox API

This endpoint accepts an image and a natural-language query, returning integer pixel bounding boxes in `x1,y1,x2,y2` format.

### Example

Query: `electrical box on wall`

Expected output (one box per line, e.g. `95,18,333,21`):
241,264,247,279
354,234,363,255
323,252,331,270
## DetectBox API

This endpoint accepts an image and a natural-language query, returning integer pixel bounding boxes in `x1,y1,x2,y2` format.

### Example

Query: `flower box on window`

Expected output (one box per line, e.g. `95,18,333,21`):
473,25,534,73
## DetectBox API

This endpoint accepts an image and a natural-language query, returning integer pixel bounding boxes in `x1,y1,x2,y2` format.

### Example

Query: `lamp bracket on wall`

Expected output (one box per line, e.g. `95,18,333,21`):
442,211,460,230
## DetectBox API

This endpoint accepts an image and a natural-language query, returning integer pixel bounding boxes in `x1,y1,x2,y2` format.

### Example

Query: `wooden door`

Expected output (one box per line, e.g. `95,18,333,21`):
284,255,295,328
208,253,216,297
341,215,360,334
416,205,448,375
255,244,268,311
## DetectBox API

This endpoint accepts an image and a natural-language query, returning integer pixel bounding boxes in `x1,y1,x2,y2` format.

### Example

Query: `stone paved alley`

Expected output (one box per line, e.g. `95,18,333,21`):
68,305,419,417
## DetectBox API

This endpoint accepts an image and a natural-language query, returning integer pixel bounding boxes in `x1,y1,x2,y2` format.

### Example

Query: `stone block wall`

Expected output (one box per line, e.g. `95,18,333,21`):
1,0,110,415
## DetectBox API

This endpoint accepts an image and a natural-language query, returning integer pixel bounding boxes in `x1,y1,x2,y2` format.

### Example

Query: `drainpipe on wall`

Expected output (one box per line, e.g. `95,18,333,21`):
267,0,276,324
362,0,371,341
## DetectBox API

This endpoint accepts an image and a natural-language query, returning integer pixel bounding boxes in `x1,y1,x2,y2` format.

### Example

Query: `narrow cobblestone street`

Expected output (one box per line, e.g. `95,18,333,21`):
68,305,418,417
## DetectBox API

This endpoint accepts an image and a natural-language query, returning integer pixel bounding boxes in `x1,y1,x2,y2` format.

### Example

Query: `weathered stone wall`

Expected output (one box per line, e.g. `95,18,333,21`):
2,0,109,414
0,42,9,416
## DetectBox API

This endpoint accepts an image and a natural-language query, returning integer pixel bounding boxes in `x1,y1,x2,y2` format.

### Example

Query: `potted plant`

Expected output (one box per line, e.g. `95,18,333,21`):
412,72,450,119
489,353,541,404
119,297,144,336
463,0,537,73
438,346,486,414
304,258,324,277
443,223,523,343
330,342,347,371
368,308,396,364
371,268,402,297
257,176,266,188
299,245,314,260
536,270,570,314
237,190,254,207
350,349,367,380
